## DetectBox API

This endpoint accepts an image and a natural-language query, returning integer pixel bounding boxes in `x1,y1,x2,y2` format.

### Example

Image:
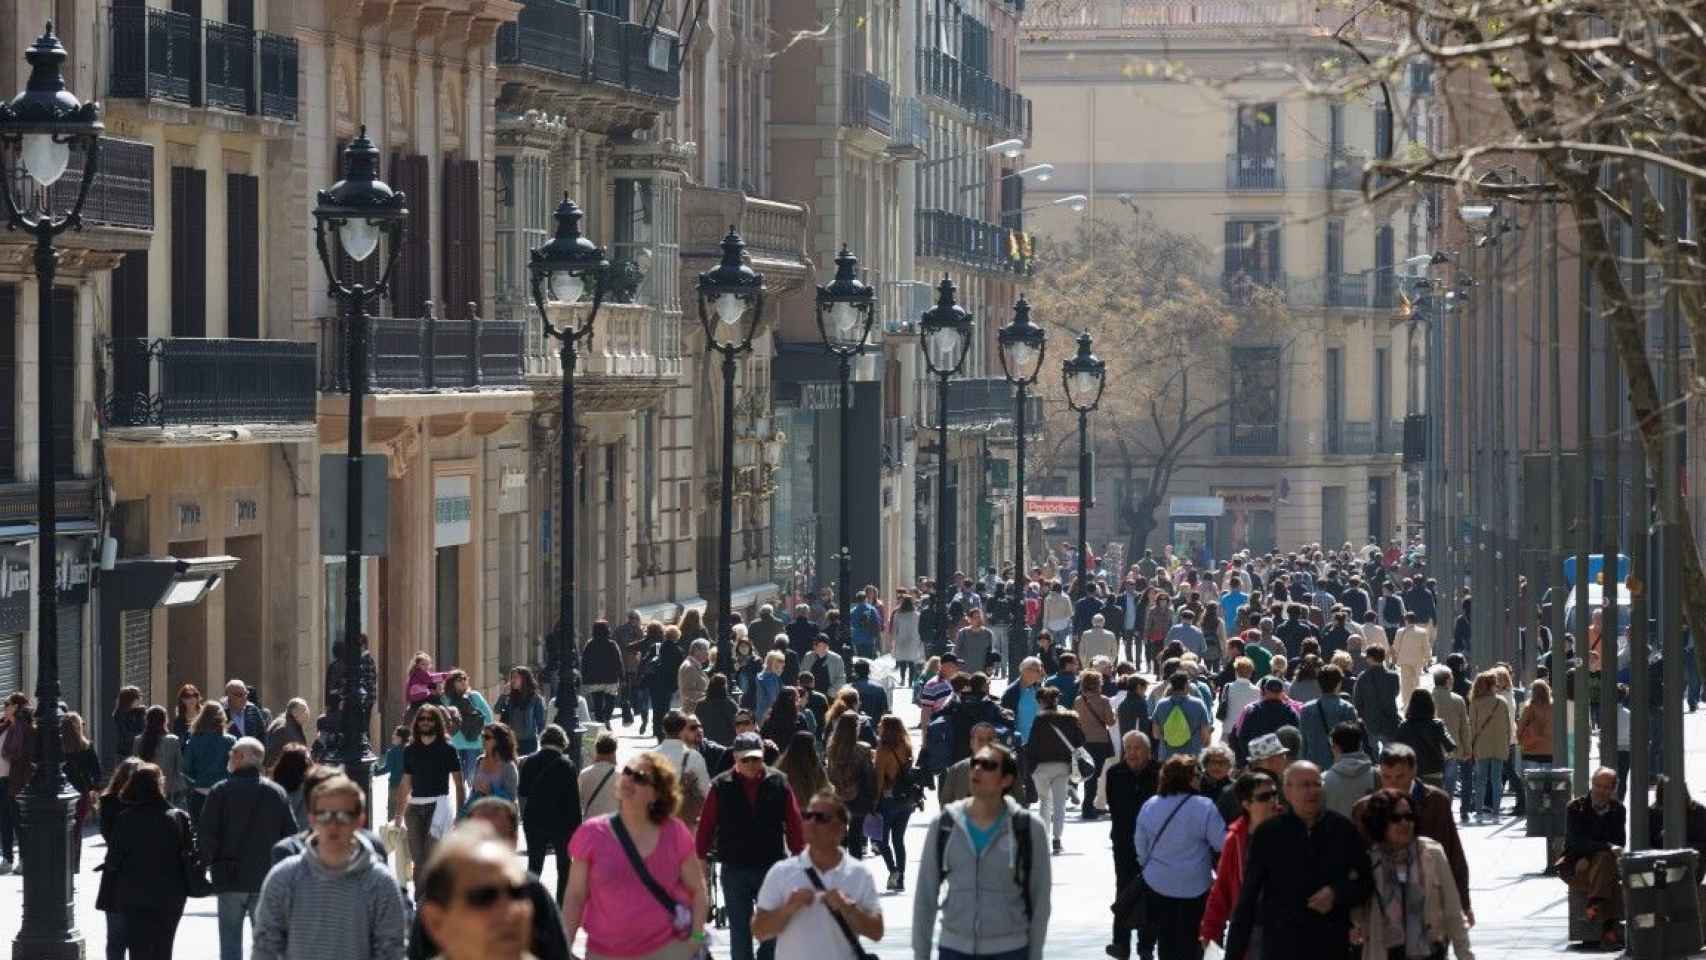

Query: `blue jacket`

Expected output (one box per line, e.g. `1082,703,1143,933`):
182,732,236,790
1298,694,1360,769
754,671,784,724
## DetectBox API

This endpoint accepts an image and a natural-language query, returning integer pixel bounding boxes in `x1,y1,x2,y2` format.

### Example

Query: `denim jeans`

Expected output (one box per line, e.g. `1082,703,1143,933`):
0,776,14,861
1473,757,1504,815
457,748,482,783
216,891,258,960
720,863,775,960
1442,758,1460,799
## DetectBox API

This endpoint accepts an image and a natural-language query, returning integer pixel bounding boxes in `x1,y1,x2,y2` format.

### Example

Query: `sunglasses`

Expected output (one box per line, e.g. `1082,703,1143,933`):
802,810,840,824
460,882,530,910
1390,811,1417,823
622,766,654,784
312,809,359,826
970,757,1003,773
1252,791,1278,803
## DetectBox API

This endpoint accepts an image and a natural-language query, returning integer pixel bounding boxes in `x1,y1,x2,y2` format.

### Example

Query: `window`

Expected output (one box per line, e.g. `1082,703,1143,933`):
614,178,656,304
226,173,259,337
170,166,207,337
1224,220,1282,285
1236,103,1277,157
1374,105,1393,160
1325,346,1344,454
1375,346,1391,449
1374,225,1395,308
1329,103,1344,156
1229,346,1281,454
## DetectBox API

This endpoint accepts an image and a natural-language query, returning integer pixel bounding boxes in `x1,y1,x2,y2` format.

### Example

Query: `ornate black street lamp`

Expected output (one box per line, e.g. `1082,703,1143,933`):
529,195,608,759
312,127,408,802
997,296,1045,658
1063,331,1106,594
696,228,766,678
919,278,974,656
814,245,876,650
0,24,101,958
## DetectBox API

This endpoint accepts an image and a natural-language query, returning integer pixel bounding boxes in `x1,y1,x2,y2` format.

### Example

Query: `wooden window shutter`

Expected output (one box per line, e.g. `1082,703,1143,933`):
442,156,466,319
459,158,481,319
226,173,259,338
0,286,13,481
171,166,207,337
389,153,431,318
50,289,75,475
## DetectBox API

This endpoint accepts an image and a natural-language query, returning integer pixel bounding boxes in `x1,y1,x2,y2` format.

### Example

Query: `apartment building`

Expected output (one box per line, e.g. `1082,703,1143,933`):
1020,0,1421,560
912,0,1034,586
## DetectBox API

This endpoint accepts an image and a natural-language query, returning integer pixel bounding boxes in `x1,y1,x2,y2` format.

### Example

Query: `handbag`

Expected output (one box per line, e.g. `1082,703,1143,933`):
1109,794,1189,928
175,810,214,898
803,866,879,960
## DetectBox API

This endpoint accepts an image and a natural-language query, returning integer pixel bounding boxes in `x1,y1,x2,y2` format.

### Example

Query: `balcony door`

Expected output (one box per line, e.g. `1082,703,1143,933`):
110,253,150,426
171,167,207,337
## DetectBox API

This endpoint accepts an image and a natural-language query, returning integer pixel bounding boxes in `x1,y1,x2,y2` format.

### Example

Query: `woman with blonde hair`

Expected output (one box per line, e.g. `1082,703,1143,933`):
1466,670,1515,822
263,697,311,768
565,751,708,960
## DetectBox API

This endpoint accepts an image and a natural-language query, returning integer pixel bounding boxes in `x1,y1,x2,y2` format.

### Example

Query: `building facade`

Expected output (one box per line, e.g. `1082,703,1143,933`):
1020,0,1419,563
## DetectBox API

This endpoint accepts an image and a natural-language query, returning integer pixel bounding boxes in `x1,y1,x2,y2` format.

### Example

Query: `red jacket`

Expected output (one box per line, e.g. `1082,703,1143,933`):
1200,814,1250,945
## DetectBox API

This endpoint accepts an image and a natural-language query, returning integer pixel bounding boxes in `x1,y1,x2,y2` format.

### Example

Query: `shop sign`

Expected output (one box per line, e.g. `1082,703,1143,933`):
1212,488,1275,509
1169,495,1226,518
1024,495,1080,517
172,496,206,539
435,475,473,547
799,381,852,411
230,488,261,536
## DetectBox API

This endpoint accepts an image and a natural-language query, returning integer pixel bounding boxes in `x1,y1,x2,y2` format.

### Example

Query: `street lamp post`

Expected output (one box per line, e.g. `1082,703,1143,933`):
1063,332,1106,594
997,297,1045,659
312,127,408,803
919,278,974,656
814,246,876,647
696,228,766,678
0,23,102,959
528,195,609,759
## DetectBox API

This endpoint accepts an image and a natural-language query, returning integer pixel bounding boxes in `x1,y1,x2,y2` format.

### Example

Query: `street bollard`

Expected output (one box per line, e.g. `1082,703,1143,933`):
1620,848,1703,958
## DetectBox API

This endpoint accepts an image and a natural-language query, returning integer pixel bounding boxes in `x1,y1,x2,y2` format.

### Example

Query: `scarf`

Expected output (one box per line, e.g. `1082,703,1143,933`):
1375,841,1427,956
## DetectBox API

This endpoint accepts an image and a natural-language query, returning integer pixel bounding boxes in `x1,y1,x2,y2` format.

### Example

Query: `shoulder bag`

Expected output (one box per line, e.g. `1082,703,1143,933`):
609,814,699,945
175,809,214,898
1109,794,1190,928
803,866,879,960
1044,720,1085,787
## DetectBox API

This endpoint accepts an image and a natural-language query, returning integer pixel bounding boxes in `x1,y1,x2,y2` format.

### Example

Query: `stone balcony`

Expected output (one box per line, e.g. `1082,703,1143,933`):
680,187,813,302
496,0,681,136
524,302,683,411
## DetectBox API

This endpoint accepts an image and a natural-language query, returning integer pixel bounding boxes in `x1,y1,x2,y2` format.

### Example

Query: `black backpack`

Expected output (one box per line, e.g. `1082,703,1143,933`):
935,808,1034,921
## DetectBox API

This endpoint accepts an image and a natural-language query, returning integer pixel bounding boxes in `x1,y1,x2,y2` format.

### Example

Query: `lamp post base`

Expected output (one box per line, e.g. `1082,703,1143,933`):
12,787,83,960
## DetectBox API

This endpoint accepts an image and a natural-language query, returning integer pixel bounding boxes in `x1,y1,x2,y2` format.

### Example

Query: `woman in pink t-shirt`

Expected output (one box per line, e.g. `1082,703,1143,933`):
565,750,708,960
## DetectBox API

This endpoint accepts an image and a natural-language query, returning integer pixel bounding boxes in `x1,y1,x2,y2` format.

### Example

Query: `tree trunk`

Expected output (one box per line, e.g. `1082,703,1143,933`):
1126,490,1162,566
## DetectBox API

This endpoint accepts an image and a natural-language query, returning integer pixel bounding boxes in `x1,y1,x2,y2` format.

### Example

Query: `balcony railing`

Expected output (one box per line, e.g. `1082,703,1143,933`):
109,6,299,120
581,303,683,380
313,314,526,393
917,209,1033,276
496,5,680,101
1325,270,1398,310
1227,151,1283,190
1326,148,1364,190
844,70,893,135
1226,424,1281,455
105,338,317,427
41,137,155,232
917,49,1032,141
921,377,1016,430
889,95,930,158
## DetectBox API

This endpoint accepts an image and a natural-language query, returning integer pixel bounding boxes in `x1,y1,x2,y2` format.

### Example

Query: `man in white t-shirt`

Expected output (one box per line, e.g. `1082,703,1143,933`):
752,790,883,959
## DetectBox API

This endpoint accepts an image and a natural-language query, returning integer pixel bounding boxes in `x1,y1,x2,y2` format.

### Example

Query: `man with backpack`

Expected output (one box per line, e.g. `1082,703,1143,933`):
1151,673,1212,761
913,742,1052,960
849,587,885,660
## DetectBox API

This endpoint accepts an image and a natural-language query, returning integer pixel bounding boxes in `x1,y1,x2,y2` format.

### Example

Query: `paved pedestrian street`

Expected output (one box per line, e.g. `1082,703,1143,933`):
0,687,1697,959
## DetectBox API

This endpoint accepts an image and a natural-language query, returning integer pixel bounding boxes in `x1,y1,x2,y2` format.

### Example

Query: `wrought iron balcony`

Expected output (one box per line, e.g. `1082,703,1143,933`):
1223,424,1282,456
105,338,317,427
844,70,893,136
313,314,526,393
888,95,930,159
108,7,298,120
45,137,155,233
1227,151,1284,190
496,3,680,102
921,377,1016,431
1325,270,1398,310
917,209,1033,276
917,49,1032,141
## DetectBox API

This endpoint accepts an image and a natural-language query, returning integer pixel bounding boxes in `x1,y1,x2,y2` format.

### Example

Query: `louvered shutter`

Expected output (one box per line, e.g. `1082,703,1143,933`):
226,173,259,337
460,159,481,320
57,606,82,716
389,153,431,318
0,633,20,699
442,156,466,318
120,609,152,702
171,167,207,337
0,286,12,481
50,289,75,475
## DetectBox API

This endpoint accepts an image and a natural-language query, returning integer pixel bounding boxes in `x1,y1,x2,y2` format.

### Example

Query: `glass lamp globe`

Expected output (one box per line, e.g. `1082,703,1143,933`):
21,134,69,187
928,326,962,369
549,270,586,304
340,218,381,262
830,301,862,342
1067,370,1101,405
714,292,747,329
1003,341,1039,379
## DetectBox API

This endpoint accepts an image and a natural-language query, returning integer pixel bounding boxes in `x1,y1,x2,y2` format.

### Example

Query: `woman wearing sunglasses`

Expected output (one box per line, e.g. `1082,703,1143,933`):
566,751,709,959
1349,788,1473,960
1198,770,1280,953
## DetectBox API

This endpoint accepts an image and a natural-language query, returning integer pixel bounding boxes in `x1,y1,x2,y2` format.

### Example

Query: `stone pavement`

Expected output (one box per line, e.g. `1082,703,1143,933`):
1,692,1699,959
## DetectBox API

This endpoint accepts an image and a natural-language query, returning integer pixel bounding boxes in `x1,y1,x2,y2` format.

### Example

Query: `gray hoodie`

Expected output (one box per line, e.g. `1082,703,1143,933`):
1322,750,1381,819
912,797,1052,960
252,833,407,960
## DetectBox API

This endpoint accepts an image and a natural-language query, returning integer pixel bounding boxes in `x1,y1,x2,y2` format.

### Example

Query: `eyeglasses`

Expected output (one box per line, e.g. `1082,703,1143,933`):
802,810,840,824
312,809,360,826
970,757,1003,772
1252,791,1278,803
460,882,530,909
622,766,654,785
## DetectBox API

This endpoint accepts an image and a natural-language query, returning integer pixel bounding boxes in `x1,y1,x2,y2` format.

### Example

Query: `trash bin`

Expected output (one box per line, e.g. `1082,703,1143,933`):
1621,848,1703,959
1524,767,1573,837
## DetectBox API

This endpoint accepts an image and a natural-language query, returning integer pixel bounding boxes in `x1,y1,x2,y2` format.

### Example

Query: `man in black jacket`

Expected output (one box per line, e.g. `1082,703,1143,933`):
784,604,820,659
516,724,582,904
1273,605,1313,662
1099,730,1159,960
201,737,298,960
1233,677,1300,766
1561,767,1627,948
1351,645,1402,750
944,673,1014,766
1224,761,1373,960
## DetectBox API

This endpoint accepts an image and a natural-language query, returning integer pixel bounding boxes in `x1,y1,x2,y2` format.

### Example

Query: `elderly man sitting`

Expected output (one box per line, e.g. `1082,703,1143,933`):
1560,767,1626,950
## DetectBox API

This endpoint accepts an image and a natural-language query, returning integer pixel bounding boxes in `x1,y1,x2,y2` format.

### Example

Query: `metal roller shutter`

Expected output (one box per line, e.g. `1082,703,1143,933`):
0,633,20,697
57,607,82,715
121,610,152,703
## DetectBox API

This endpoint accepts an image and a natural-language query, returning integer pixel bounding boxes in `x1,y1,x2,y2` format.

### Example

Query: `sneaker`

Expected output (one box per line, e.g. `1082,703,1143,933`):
1105,945,1132,960
1052,838,1064,856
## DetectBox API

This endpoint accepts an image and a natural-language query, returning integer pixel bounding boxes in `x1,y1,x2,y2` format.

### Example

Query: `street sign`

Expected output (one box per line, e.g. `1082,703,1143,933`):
799,381,852,411
320,454,389,556
1025,495,1080,517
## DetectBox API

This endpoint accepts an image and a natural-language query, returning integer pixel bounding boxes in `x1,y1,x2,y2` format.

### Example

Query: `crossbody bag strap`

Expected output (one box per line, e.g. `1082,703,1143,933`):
585,767,617,809
803,867,870,958
609,814,685,921
1141,796,1190,873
